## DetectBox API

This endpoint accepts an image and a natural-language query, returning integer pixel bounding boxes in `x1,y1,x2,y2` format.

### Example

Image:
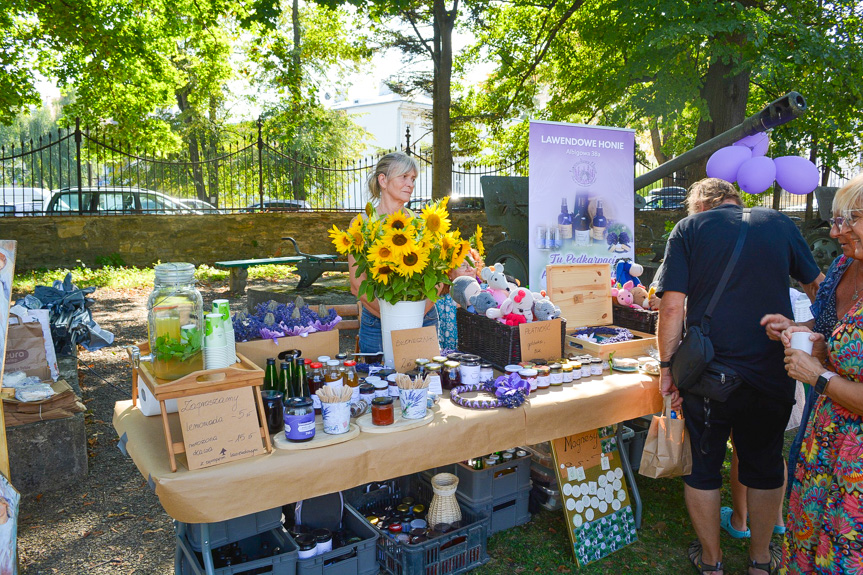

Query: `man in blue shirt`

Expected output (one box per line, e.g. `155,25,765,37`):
655,178,822,575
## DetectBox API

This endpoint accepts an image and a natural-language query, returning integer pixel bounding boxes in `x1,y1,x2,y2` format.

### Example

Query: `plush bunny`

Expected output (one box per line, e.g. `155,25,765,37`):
471,291,499,315
480,263,511,306
451,275,482,312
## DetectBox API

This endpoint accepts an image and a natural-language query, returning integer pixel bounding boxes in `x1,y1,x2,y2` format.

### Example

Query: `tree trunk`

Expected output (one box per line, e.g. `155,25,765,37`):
805,144,817,221
207,96,220,208
176,87,207,202
686,42,750,184
290,0,306,201
431,0,455,200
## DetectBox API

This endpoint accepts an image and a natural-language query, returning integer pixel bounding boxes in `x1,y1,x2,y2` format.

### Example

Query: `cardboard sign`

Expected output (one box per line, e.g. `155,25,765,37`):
177,386,264,470
518,318,562,362
551,426,637,566
391,326,440,373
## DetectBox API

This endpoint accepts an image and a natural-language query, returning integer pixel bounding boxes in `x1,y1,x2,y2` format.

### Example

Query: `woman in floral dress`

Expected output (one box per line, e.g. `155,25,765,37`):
782,173,863,574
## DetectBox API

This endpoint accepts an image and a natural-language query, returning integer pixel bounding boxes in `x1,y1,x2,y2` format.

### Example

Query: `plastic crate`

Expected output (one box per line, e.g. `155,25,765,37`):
522,443,553,469
285,504,379,575
622,419,650,472
529,461,556,490
532,484,562,512
177,527,298,575
347,475,490,575
182,507,284,552
456,308,566,370
451,455,531,504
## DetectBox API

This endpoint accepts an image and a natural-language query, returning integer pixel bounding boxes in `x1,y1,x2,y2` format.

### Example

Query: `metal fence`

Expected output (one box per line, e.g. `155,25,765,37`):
0,119,526,215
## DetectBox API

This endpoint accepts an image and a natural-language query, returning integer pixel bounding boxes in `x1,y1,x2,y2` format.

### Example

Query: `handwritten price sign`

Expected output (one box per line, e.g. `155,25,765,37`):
518,318,562,362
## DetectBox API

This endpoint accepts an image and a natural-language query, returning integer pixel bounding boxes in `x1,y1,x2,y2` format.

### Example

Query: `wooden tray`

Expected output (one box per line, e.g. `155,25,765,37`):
355,409,435,433
273,422,359,450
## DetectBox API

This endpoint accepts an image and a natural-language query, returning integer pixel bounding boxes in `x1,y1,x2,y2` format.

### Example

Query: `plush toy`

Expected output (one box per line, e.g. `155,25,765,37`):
614,260,643,288
471,291,499,316
451,276,482,312
485,298,512,323
480,263,511,306
630,285,649,310
647,285,661,311
611,280,636,307
506,287,536,325
533,297,562,321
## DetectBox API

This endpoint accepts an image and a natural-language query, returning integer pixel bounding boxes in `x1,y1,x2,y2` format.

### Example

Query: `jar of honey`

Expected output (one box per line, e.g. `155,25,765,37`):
371,397,395,426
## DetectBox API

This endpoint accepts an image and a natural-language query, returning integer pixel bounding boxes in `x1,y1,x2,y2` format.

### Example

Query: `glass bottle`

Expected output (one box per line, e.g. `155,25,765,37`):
308,362,326,414
263,358,278,393
591,199,607,243
295,357,308,398
325,359,343,390
146,262,204,380
573,195,591,246
343,360,359,404
335,352,348,367
279,361,292,397
558,198,572,243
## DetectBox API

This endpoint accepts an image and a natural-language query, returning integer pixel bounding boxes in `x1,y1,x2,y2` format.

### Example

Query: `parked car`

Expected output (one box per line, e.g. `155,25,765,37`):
240,199,310,212
448,196,485,211
646,186,687,202
0,186,52,216
644,197,686,211
179,198,223,214
45,187,192,215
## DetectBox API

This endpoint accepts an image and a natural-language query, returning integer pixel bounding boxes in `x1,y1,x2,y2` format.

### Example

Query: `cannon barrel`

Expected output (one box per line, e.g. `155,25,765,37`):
634,91,808,191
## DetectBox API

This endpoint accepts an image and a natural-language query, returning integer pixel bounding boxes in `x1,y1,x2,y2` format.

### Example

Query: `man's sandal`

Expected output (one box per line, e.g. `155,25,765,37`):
688,540,723,574
748,541,782,575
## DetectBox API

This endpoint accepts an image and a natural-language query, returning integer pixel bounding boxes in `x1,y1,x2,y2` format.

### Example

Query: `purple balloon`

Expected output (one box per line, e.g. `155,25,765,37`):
774,156,820,195
706,146,752,182
736,156,776,194
734,133,770,157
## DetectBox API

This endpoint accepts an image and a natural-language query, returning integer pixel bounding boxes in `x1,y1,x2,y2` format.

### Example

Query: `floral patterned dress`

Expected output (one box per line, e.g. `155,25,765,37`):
782,298,863,574
435,294,458,351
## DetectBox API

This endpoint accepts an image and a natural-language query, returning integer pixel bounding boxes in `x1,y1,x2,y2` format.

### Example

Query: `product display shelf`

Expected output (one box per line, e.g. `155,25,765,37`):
176,524,298,575
131,341,272,472
346,474,490,575
284,505,380,575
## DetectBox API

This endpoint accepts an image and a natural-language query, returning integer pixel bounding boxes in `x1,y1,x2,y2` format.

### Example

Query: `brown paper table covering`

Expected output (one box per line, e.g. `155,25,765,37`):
112,371,660,524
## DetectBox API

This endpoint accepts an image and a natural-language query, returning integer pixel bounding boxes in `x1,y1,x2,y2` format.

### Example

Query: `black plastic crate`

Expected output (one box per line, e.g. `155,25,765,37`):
182,507,284,552
451,455,531,504
177,526,298,575
285,504,379,575
346,475,490,575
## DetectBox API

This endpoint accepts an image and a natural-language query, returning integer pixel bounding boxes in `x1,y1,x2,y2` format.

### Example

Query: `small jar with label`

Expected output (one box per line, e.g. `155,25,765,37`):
601,359,610,372
367,376,388,398
313,528,333,555
479,362,494,385
295,533,317,560
442,361,461,390
569,361,582,381
459,354,481,387
561,363,574,383
284,397,315,442
590,358,602,376
549,363,563,386
425,363,442,392
415,358,430,376
536,366,551,389
519,368,538,392
387,373,400,397
580,361,592,379
504,364,521,376
371,397,395,426
433,355,447,365
359,383,376,405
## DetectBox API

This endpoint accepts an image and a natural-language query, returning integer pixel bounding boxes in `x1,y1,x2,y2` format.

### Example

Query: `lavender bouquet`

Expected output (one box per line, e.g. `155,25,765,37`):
232,297,341,342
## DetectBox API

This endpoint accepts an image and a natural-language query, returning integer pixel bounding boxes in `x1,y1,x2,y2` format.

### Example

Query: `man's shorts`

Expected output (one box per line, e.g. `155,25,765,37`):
681,383,792,490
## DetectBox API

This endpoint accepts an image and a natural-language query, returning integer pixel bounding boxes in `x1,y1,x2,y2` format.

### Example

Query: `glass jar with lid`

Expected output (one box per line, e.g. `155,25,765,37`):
146,262,204,380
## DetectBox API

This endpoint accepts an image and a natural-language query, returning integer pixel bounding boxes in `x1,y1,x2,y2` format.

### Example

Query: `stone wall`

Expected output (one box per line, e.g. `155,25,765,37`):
3,210,682,271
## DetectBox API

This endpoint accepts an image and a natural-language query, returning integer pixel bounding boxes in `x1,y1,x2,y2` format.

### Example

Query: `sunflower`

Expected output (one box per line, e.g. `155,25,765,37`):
421,202,451,235
384,211,411,232
368,239,394,263
329,225,354,255
383,226,416,257
395,247,430,277
441,231,459,253
450,239,471,268
474,226,484,256
370,261,396,285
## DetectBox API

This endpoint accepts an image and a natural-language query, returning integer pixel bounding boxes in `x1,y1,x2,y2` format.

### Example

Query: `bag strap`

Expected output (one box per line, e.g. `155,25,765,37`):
702,209,750,335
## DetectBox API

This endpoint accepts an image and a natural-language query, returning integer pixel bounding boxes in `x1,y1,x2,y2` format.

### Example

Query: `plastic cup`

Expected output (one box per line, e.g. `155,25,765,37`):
321,401,351,435
790,332,814,355
212,299,230,321
204,313,227,347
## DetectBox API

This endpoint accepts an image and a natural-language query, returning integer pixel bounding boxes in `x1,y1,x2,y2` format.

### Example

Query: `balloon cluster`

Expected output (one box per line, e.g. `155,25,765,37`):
705,133,819,195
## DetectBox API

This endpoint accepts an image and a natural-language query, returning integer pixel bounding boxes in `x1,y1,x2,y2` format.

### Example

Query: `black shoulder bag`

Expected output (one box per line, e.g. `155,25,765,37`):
671,209,750,402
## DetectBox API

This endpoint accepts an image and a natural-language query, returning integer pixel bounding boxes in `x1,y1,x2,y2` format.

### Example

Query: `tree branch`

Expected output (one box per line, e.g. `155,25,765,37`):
402,10,435,61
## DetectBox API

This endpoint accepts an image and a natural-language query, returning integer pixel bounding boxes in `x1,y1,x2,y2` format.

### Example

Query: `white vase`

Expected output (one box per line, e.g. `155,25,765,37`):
378,299,427,367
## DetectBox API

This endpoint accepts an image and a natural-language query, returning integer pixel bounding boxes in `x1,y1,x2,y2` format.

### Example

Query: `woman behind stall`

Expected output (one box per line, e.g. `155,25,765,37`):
349,152,439,355
781,172,863,574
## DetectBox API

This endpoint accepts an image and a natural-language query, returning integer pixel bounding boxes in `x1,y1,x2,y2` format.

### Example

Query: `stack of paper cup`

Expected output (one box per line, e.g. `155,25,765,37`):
212,299,237,364
204,312,232,369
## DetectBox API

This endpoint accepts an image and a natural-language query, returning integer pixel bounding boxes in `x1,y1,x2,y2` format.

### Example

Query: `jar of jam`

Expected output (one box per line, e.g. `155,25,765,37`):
432,355,447,366
580,361,591,379
459,354,481,387
415,358,430,376
519,368,538,392
387,373,399,397
359,383,375,405
504,364,521,376
590,358,602,376
295,533,317,560
307,362,326,414
446,352,463,363
367,376,388,398
549,363,563,386
425,363,442,392
562,363,574,383
442,360,461,390
536,366,551,389
284,397,315,442
479,362,494,385
371,397,395,426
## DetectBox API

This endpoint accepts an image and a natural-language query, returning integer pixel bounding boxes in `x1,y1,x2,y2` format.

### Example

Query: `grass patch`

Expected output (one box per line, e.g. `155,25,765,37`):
13,263,301,292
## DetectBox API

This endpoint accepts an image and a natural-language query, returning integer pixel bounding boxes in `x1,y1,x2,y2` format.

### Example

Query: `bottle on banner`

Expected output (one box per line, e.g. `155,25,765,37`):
573,194,592,246
591,199,608,243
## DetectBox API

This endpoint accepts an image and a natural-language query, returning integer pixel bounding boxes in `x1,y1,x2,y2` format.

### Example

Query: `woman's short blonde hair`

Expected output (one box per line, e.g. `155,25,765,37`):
367,152,420,201
686,178,743,215
833,172,863,218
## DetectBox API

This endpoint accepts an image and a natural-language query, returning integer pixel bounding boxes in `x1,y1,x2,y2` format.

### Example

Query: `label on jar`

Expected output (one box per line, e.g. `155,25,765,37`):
537,375,550,389
590,364,602,376
572,370,582,381
427,374,443,396
461,364,481,387
562,371,573,383
351,386,360,404
550,372,563,385
298,548,316,560
581,366,591,378
284,412,316,441
389,385,399,397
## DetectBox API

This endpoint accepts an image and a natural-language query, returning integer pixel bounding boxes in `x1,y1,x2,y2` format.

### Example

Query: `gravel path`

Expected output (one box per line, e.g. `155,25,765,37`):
15,273,356,574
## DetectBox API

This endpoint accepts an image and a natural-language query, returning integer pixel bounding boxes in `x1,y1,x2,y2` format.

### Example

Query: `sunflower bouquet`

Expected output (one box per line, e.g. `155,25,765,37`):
329,198,472,305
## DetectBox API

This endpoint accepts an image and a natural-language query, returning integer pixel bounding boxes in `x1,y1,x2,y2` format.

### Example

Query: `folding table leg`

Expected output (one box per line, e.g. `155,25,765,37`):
199,523,216,575
616,423,642,529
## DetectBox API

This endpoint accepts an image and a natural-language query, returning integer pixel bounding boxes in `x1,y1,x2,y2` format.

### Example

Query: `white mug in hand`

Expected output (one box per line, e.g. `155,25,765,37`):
790,331,814,355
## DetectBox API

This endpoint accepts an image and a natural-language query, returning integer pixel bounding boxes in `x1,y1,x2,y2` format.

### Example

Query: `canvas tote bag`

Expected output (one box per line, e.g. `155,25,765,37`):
639,396,692,479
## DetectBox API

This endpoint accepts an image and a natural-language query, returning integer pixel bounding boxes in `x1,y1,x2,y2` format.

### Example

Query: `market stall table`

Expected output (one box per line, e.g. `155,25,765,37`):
113,370,661,524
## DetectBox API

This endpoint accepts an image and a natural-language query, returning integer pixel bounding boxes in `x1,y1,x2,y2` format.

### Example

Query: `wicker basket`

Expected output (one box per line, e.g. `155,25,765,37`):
612,306,659,335
456,308,567,370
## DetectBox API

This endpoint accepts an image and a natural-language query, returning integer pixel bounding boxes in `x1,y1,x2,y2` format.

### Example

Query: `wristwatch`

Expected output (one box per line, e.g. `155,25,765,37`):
659,361,672,369
815,371,838,396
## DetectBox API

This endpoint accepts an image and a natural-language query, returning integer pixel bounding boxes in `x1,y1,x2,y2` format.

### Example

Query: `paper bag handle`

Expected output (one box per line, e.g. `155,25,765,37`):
662,395,679,419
